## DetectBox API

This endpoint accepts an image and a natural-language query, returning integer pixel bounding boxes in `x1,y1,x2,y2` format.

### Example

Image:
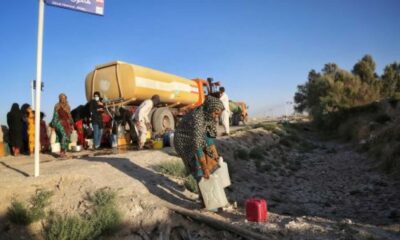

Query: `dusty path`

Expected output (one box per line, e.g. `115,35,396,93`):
0,123,399,239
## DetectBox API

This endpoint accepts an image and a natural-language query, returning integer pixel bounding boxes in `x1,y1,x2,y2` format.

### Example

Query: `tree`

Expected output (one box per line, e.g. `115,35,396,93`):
294,70,321,113
294,69,329,120
352,54,378,84
293,54,383,125
381,62,400,97
322,63,338,75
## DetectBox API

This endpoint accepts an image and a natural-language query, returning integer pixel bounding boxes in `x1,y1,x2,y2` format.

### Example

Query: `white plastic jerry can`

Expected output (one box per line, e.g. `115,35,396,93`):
214,157,231,188
169,132,175,149
86,139,94,149
70,130,78,144
198,174,228,210
51,143,60,153
50,130,57,144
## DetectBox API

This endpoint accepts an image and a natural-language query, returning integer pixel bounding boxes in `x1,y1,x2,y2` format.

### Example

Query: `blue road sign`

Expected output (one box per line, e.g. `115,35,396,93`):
44,0,104,16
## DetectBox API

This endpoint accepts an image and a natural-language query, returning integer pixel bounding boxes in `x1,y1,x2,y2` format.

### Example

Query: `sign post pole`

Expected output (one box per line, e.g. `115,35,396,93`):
32,0,104,177
31,80,35,110
34,0,45,177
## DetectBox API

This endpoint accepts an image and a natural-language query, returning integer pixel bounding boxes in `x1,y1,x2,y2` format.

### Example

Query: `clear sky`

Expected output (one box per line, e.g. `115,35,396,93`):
0,0,399,124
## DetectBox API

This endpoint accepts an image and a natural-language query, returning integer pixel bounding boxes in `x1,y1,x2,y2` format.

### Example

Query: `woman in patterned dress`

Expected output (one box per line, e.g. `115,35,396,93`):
174,96,224,181
51,93,74,158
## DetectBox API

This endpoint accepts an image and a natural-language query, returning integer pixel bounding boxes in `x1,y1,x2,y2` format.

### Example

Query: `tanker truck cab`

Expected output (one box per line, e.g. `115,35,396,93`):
85,61,218,137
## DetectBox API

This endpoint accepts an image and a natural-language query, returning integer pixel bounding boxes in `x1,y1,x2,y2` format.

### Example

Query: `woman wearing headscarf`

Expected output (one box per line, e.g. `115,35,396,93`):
7,103,23,156
174,96,224,181
20,103,30,154
40,112,50,152
51,93,74,157
71,105,87,148
27,107,35,155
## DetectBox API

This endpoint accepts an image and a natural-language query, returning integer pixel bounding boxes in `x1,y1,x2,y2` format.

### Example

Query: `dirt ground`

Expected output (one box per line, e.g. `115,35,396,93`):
0,122,399,240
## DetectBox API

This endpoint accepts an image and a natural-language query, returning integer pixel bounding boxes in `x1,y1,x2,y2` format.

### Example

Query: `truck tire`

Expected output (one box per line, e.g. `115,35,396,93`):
152,107,175,135
232,113,240,126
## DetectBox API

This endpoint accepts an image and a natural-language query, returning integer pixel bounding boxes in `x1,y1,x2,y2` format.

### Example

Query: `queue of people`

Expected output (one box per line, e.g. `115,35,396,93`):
2,92,162,158
3,87,231,158
6,103,42,156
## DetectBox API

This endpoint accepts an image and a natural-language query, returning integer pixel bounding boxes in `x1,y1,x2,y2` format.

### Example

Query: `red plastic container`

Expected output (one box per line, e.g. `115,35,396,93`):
245,198,268,222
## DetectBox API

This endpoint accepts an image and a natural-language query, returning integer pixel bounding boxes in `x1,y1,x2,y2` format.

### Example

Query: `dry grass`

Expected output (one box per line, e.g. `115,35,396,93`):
155,161,187,178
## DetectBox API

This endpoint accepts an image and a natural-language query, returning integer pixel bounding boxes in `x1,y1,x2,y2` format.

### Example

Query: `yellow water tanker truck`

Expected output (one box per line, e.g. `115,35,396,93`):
85,61,221,134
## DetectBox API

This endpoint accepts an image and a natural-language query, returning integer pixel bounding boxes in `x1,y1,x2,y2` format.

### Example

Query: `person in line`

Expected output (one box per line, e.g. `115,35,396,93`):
219,87,230,136
51,93,74,158
107,106,118,148
20,103,30,154
174,96,224,197
40,112,50,153
132,95,160,150
89,91,104,149
119,107,137,145
7,103,23,156
27,107,35,155
71,105,88,149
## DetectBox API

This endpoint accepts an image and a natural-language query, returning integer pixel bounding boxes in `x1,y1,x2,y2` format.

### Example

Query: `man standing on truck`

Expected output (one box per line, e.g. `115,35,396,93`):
219,87,230,136
132,95,160,150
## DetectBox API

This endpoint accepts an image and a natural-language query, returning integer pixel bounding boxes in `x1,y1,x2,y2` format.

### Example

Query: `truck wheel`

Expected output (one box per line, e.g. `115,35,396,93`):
232,113,240,126
152,108,175,135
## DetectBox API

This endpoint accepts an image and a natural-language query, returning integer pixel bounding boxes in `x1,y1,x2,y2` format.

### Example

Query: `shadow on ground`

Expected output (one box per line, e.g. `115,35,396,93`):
81,156,198,209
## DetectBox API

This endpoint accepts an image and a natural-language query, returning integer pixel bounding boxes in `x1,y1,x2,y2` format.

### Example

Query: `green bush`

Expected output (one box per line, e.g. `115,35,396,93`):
44,188,122,240
7,201,31,225
89,188,116,207
8,189,53,225
45,213,94,240
184,175,198,193
89,188,121,235
155,161,187,178
30,190,53,222
90,205,121,236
